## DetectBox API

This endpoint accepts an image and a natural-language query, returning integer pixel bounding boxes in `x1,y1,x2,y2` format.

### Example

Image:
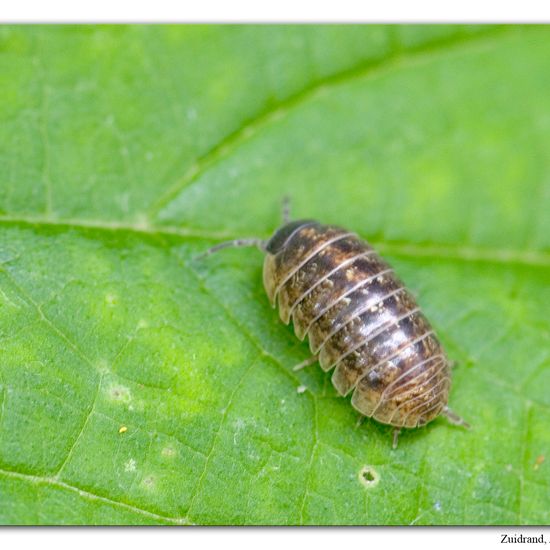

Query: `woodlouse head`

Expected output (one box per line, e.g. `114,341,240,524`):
264,219,315,255
263,219,315,307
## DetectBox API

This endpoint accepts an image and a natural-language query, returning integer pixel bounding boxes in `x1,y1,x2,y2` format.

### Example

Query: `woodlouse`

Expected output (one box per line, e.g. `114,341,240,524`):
200,200,469,448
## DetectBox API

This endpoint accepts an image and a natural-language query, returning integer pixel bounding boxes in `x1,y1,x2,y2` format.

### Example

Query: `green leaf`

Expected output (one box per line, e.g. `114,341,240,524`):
1,24,549,525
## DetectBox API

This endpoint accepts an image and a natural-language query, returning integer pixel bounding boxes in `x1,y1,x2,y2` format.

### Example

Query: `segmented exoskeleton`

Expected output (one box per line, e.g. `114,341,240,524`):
199,200,468,448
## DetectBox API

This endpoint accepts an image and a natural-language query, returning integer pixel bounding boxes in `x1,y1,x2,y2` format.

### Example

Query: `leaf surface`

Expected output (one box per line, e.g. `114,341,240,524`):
0,25,549,525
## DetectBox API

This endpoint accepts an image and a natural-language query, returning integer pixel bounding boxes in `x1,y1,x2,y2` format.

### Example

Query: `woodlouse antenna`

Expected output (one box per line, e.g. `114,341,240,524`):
441,406,471,429
194,238,266,261
282,196,291,224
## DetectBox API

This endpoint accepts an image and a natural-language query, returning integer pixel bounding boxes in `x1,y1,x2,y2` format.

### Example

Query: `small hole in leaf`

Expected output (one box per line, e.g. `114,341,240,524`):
359,465,379,488
363,470,375,482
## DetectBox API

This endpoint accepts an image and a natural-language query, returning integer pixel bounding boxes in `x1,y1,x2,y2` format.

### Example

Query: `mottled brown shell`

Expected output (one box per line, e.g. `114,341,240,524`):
263,220,451,429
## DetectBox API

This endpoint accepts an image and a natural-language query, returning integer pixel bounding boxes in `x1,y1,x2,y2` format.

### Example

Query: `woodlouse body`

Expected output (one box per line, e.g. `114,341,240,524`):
201,206,468,446
263,220,450,429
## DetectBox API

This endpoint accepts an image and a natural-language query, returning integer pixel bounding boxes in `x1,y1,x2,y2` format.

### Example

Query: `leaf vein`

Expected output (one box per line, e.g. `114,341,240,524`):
0,467,188,525
54,373,103,479
148,26,513,219
1,215,548,268
184,355,260,520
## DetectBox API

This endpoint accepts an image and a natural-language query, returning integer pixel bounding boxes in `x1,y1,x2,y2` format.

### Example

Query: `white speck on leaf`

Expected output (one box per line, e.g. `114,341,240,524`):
105,293,118,307
233,418,247,445
162,446,176,458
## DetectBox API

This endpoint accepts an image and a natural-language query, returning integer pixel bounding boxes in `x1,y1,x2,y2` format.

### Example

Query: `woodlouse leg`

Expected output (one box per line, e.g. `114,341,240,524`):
392,428,401,450
355,414,365,428
441,406,471,429
194,238,266,260
292,355,318,371
282,195,291,224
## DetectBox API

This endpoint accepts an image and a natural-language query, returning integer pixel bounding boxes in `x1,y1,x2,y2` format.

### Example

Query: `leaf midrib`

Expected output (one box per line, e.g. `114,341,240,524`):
3,26,545,272
0,215,548,268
